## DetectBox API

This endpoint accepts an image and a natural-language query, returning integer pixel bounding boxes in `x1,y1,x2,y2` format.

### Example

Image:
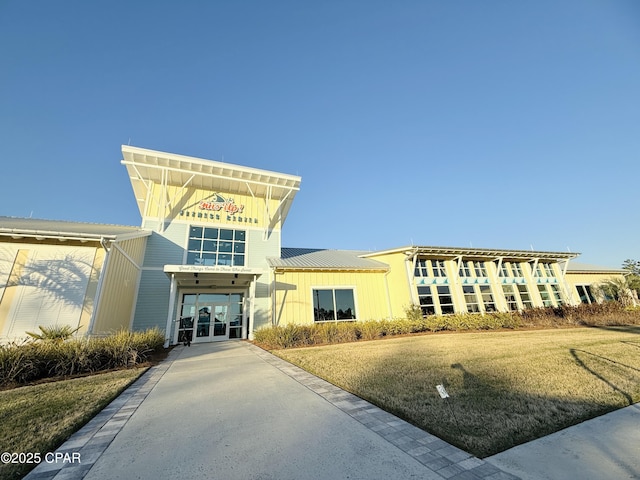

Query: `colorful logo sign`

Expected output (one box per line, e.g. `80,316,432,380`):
199,194,245,215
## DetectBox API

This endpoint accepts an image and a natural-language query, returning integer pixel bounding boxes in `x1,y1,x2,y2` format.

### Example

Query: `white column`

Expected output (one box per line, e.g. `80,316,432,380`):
164,274,177,347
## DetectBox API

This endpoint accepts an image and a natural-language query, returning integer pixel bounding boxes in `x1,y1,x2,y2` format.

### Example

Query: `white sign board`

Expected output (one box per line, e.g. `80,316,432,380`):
436,384,450,399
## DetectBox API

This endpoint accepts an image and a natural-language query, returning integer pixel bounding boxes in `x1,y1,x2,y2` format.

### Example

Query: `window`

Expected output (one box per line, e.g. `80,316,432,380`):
538,284,552,307
417,285,454,315
499,262,511,277
459,261,472,278
463,285,481,313
187,227,245,266
437,286,455,314
417,286,435,315
479,285,496,312
414,259,429,277
502,284,519,311
313,288,356,322
474,261,488,278
550,284,563,306
432,260,446,277
576,285,596,304
517,284,533,308
543,263,555,278
511,263,524,277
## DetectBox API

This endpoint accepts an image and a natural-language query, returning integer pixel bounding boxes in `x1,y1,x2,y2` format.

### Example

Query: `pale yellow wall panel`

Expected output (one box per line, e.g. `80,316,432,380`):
274,270,389,326
366,251,412,317
92,237,148,334
146,184,283,231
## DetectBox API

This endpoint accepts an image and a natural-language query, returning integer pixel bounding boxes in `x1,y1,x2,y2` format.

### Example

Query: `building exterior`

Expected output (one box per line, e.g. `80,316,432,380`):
0,146,632,344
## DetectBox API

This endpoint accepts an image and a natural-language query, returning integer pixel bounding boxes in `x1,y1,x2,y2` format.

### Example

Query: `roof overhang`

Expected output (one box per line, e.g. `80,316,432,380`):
364,245,580,262
0,224,150,244
121,145,301,225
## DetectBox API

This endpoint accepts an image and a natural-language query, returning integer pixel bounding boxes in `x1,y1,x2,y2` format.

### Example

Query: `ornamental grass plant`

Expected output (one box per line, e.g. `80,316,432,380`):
253,302,640,350
0,328,165,387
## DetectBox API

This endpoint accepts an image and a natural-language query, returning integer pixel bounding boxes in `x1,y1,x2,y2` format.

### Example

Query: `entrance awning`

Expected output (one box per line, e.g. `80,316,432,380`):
163,265,264,288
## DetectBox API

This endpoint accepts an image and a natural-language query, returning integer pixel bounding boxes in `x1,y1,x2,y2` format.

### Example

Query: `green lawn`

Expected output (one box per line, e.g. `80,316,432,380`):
0,368,144,480
274,326,640,457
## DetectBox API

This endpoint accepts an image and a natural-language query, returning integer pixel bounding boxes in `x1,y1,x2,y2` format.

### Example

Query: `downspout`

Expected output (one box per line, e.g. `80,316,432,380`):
87,237,110,336
383,268,393,320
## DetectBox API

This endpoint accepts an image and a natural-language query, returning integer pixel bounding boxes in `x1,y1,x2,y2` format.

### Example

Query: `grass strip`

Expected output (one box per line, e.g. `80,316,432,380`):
0,368,144,479
274,326,640,457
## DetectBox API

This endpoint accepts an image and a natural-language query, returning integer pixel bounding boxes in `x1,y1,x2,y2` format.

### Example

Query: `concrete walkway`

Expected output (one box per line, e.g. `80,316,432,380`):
486,403,640,479
25,341,517,480
23,340,640,480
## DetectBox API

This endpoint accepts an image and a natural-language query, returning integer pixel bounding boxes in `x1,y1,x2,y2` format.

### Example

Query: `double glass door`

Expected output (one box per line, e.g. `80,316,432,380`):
178,293,243,343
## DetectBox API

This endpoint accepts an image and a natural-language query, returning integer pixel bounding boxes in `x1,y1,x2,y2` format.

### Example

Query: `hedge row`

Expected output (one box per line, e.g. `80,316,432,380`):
0,328,165,387
253,303,640,349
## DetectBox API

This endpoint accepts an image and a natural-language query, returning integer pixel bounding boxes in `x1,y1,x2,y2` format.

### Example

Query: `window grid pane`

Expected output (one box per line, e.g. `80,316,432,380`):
313,288,356,322
186,226,246,267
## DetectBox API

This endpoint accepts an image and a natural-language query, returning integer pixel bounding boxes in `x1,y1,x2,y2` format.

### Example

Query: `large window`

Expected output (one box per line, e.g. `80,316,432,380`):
187,226,245,266
463,285,481,313
479,285,496,311
437,286,455,314
550,284,564,306
576,285,596,304
313,288,356,322
417,286,435,315
502,284,519,311
538,284,553,307
517,284,533,308
417,285,454,315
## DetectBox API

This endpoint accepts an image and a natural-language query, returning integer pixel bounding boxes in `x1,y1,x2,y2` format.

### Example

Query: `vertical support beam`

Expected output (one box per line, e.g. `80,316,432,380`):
164,274,177,347
249,274,257,339
87,239,110,336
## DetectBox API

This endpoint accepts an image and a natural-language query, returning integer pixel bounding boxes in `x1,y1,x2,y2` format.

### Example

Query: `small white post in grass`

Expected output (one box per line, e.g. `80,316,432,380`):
436,384,462,436
436,384,450,399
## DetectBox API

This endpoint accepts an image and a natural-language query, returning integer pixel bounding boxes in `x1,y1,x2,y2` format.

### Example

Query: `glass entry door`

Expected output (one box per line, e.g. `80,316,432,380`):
177,293,243,343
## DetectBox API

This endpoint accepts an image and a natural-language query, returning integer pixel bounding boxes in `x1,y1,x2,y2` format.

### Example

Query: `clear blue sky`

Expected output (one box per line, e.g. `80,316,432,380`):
1,1,638,267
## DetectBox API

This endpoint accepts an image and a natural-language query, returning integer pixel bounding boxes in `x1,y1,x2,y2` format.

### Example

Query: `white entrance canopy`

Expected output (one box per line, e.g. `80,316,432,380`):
163,264,264,288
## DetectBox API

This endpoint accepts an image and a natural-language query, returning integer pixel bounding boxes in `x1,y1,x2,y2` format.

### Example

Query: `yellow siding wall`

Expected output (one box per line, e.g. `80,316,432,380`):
365,251,413,318
565,272,626,303
146,184,282,230
92,236,148,334
273,270,390,326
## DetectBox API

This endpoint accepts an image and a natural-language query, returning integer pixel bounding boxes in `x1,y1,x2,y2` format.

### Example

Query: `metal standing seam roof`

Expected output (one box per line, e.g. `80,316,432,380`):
563,262,627,274
0,217,149,241
268,248,389,271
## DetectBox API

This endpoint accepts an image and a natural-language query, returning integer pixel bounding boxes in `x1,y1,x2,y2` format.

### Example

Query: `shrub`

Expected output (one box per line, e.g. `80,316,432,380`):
252,303,640,350
0,328,165,388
